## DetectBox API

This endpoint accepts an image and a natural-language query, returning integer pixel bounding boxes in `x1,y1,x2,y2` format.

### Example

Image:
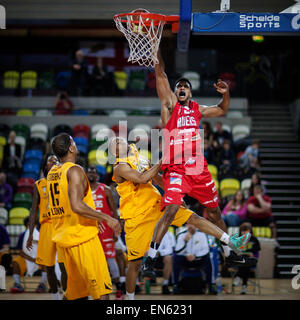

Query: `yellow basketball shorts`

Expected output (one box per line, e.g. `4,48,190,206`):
124,200,193,261
36,222,59,266
61,235,112,300
13,256,27,276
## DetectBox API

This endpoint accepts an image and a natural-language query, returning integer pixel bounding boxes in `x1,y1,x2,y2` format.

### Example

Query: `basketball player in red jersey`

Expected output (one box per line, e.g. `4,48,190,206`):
141,48,256,277
87,165,124,300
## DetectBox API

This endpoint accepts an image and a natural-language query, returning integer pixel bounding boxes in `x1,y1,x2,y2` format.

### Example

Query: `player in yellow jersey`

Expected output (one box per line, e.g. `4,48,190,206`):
48,133,121,300
110,137,247,300
26,154,67,300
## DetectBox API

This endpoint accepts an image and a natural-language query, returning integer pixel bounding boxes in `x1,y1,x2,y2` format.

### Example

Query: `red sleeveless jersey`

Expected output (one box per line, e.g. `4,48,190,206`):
161,100,206,174
92,183,114,240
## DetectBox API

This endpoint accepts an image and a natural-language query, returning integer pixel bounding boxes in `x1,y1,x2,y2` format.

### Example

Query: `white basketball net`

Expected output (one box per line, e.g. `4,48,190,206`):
114,13,166,68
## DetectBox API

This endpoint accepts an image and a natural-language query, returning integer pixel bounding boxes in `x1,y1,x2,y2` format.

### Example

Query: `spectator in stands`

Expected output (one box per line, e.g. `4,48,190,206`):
154,230,176,294
91,57,109,95
3,130,22,174
233,222,260,295
204,139,217,165
0,223,11,274
70,49,89,96
248,171,267,197
202,121,214,147
219,139,235,177
0,172,13,210
10,217,48,293
239,139,260,174
54,91,73,115
247,185,276,238
173,225,217,295
213,121,232,150
222,190,247,226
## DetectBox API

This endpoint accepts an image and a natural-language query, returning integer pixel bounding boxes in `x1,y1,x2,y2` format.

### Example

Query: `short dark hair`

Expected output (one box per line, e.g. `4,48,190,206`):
52,133,72,159
42,153,55,177
174,77,192,90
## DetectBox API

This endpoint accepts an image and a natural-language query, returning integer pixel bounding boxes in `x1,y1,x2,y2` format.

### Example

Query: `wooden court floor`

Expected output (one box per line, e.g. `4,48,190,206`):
1,276,299,300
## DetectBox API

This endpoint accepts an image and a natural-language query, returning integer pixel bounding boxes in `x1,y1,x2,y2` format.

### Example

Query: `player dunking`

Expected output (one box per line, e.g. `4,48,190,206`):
110,137,250,299
141,48,257,276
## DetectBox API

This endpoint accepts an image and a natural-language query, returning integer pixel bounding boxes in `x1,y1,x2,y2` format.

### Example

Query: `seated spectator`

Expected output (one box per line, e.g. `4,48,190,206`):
233,222,260,295
0,223,11,274
239,139,260,174
219,139,235,177
10,217,47,293
54,91,73,115
3,131,22,188
204,139,217,165
0,172,13,210
91,57,109,95
213,121,231,150
155,230,176,295
70,49,89,96
222,190,247,226
248,171,266,197
202,121,214,147
247,185,276,238
173,225,217,295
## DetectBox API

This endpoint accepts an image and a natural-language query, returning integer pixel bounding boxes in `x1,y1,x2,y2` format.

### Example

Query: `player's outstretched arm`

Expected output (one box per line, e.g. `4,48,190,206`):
68,165,121,236
155,49,177,126
26,184,40,250
115,159,162,184
199,79,230,118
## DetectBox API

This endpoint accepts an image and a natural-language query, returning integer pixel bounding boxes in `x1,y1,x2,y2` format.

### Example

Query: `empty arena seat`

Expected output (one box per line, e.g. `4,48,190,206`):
15,136,26,158
21,71,38,89
73,124,90,138
91,124,110,140
114,71,128,90
74,137,89,155
30,123,48,142
12,124,30,139
252,227,272,238
220,178,240,198
0,136,6,147
226,111,243,118
0,124,11,138
109,110,127,118
56,71,72,90
232,124,250,142
182,71,200,91
3,71,20,89
133,123,152,134
6,224,26,248
26,137,45,152
241,178,252,196
72,109,89,116
53,124,73,137
13,193,33,210
129,70,146,91
21,163,40,180
16,109,34,117
38,71,54,89
35,109,53,117
88,150,108,166
24,149,43,166
8,207,30,225
0,208,8,225
207,164,218,180
17,177,35,195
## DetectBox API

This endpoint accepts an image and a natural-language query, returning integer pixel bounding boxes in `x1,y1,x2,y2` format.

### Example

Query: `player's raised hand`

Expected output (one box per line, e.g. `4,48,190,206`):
213,79,229,95
107,217,122,237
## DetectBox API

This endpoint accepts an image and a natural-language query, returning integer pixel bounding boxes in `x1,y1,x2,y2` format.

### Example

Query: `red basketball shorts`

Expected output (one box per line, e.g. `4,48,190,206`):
161,165,219,211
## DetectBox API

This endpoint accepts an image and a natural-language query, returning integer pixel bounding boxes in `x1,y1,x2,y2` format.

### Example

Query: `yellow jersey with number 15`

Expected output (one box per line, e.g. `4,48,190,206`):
47,162,98,248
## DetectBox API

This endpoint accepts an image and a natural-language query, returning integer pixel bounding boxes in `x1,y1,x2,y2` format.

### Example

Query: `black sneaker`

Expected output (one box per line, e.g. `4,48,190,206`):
141,256,156,280
162,285,170,295
225,251,257,267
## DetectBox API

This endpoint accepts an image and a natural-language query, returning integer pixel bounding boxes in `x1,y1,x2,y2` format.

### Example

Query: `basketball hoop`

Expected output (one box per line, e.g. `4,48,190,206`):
114,9,179,67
